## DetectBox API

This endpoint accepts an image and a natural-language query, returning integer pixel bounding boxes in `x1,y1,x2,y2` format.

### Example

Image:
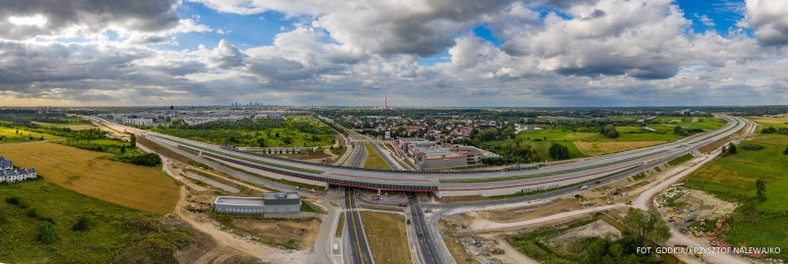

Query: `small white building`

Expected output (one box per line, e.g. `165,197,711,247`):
213,192,301,214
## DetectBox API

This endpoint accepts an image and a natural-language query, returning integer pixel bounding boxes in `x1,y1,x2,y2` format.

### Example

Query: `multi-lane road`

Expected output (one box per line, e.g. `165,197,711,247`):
115,115,745,198
343,188,373,264
86,114,749,264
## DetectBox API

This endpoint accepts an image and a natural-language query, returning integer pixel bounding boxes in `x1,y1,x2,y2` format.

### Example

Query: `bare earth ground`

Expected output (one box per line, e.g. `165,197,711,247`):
232,218,322,250
660,188,737,220
549,220,621,244
574,141,666,156
162,157,311,263
0,141,179,214
475,198,582,223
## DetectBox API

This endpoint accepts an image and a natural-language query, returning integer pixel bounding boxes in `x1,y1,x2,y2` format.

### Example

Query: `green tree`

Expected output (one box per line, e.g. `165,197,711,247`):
601,124,619,138
623,208,670,245
130,134,137,148
728,143,736,154
756,179,767,202
549,143,570,160
783,145,788,155
37,221,58,244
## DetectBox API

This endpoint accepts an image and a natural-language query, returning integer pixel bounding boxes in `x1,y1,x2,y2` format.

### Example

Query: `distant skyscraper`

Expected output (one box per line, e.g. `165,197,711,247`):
384,97,388,109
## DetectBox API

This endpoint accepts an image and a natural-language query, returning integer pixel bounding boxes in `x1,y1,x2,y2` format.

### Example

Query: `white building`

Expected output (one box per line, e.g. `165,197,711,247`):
213,192,301,214
0,157,37,183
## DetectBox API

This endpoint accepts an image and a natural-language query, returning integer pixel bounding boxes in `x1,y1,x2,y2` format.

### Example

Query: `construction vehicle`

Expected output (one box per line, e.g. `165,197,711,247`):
690,227,703,237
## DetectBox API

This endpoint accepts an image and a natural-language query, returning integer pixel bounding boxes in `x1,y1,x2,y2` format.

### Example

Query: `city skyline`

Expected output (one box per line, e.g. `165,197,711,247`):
1,0,787,107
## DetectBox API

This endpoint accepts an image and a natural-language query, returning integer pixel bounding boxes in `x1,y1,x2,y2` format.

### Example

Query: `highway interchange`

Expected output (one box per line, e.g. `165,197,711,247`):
87,114,748,264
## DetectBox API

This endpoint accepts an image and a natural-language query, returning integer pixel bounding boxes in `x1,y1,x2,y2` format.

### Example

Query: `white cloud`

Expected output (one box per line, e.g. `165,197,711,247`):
745,0,788,45
0,0,786,106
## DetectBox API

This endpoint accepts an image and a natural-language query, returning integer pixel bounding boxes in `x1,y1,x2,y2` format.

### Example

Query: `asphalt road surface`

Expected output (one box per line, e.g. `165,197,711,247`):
344,188,373,264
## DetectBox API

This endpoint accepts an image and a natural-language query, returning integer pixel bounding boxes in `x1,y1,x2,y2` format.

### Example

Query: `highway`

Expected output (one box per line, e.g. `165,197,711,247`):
344,188,374,264
409,194,442,264
344,142,368,168
87,115,746,197
139,116,744,197
84,114,751,264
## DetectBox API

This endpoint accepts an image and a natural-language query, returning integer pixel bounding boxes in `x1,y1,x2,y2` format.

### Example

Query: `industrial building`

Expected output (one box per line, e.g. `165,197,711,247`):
0,157,37,183
395,138,499,170
213,192,301,214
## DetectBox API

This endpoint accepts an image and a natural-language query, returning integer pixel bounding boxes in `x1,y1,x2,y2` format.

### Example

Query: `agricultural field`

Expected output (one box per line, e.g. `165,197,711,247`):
0,126,63,143
363,142,392,170
574,141,665,156
154,116,335,147
684,140,788,212
504,117,725,159
0,141,179,214
0,180,189,263
359,211,411,264
748,115,788,128
650,116,727,131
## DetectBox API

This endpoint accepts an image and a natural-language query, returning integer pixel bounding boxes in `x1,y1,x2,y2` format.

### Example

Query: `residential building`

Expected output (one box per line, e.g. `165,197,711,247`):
0,157,37,183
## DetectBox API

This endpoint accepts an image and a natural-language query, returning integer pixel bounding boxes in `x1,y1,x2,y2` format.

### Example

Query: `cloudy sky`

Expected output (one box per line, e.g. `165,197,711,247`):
0,0,786,107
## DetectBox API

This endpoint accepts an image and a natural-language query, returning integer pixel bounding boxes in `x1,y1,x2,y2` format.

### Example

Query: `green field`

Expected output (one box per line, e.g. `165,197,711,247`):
515,129,596,141
684,134,788,258
0,180,190,263
154,116,335,148
684,140,788,211
583,126,684,142
0,127,62,143
748,116,788,129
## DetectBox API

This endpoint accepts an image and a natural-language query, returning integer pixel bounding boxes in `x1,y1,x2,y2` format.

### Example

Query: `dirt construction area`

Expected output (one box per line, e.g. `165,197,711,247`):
656,187,737,221
549,220,621,244
231,218,322,250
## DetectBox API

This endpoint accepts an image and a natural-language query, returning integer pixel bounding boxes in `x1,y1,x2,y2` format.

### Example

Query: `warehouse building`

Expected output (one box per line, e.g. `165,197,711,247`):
395,139,499,170
213,192,301,214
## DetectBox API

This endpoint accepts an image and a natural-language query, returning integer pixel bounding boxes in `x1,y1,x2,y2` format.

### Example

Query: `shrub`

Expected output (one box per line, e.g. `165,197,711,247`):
37,221,58,244
5,196,25,208
122,215,159,233
601,124,619,138
72,216,92,231
740,143,764,151
27,208,39,218
114,153,162,167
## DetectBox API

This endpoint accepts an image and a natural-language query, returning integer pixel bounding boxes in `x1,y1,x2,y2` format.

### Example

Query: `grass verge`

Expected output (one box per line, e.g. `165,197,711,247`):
363,142,392,170
359,211,411,264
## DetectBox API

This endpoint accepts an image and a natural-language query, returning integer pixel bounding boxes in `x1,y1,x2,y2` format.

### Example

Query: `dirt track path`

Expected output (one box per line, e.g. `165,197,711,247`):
161,158,307,264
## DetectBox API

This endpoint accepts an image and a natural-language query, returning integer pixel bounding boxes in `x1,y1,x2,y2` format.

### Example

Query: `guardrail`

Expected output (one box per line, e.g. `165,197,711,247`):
180,145,440,192
219,146,540,174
